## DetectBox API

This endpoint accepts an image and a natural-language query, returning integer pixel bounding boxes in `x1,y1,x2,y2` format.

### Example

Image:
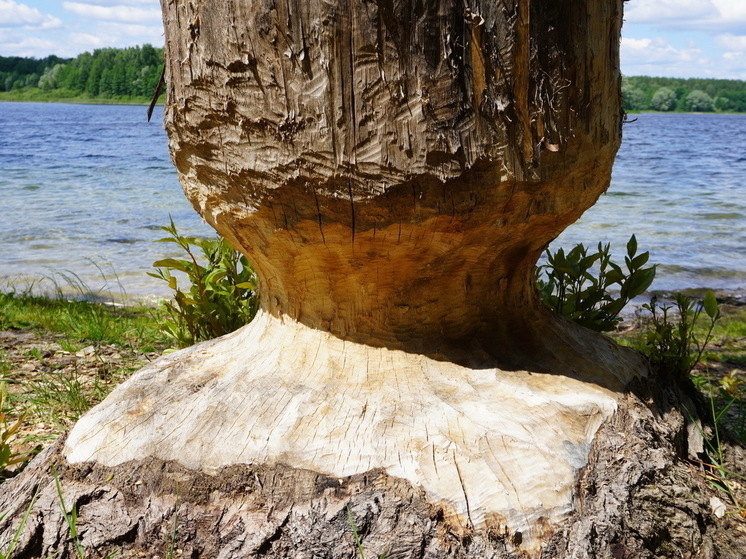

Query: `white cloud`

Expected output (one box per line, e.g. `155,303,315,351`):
625,0,746,32
719,55,746,79
625,0,716,23
0,1,163,58
620,36,718,77
61,0,157,5
622,34,746,79
0,30,58,56
622,0,746,78
61,1,161,24
716,34,746,51
61,32,108,52
622,37,707,65
711,0,746,21
715,34,746,78
0,0,62,29
86,20,164,45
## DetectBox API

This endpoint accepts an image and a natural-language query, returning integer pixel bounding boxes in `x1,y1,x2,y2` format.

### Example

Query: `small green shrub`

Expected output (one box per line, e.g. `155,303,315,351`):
638,291,721,380
638,293,745,514
537,235,656,332
150,219,259,347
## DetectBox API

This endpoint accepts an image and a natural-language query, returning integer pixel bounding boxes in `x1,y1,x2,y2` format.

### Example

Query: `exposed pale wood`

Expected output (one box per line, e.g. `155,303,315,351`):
64,310,619,549
2,382,744,558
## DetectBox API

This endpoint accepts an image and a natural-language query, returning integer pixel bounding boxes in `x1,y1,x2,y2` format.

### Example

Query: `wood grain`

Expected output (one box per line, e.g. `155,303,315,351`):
9,2,728,557
64,311,622,550
160,0,625,378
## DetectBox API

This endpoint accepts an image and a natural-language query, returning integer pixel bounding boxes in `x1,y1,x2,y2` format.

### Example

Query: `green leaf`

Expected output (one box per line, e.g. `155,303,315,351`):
630,251,650,270
703,290,719,319
152,258,190,272
627,234,638,258
579,253,603,269
0,444,10,469
602,298,626,318
605,268,624,285
625,266,656,298
203,269,228,285
151,219,259,347
567,244,586,262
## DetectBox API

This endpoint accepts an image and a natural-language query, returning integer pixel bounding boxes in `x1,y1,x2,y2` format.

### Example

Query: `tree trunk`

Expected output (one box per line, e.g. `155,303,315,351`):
2,0,744,557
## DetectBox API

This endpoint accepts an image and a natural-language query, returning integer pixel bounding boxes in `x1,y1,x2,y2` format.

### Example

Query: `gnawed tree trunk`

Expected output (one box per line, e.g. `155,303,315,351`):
2,0,745,557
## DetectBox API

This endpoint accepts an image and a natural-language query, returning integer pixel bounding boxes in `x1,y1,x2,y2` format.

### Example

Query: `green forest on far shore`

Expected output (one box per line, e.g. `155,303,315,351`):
622,75,746,112
0,45,163,104
1,45,746,111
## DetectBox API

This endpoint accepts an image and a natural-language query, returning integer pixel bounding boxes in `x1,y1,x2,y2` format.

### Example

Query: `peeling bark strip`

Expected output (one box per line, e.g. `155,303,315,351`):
7,1,744,557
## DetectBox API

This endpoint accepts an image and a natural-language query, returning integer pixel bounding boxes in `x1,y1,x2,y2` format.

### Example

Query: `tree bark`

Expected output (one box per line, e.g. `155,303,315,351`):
2,383,744,558
2,0,745,557
157,0,633,387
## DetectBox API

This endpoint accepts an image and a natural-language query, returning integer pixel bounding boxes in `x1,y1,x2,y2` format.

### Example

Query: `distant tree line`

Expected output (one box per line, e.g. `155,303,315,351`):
3,46,746,111
0,45,163,100
623,76,746,113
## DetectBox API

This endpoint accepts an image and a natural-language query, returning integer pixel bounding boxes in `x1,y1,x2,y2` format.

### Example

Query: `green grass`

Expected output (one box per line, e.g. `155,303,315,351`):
24,371,108,425
0,87,163,106
619,303,746,438
0,279,170,477
0,353,10,379
616,300,746,517
702,306,746,353
0,290,167,352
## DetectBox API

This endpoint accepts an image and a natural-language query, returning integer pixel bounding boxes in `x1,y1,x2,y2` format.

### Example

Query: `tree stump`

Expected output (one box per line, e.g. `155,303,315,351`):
1,1,744,557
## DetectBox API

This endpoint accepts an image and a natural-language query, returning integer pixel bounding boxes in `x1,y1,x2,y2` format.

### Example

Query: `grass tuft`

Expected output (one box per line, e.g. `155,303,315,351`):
0,273,169,478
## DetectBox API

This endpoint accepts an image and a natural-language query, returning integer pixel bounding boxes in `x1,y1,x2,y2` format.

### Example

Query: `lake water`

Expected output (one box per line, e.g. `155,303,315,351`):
1,102,745,300
555,112,746,297
0,102,213,301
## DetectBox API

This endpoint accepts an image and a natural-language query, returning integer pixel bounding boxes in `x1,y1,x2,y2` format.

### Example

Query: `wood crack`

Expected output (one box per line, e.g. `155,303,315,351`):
453,452,474,529
347,177,356,243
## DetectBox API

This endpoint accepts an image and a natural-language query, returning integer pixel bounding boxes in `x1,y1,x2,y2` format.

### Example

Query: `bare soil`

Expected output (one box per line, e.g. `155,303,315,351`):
1,327,164,465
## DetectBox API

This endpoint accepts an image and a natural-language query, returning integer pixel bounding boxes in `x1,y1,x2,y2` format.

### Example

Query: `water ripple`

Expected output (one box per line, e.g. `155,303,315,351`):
1,105,745,297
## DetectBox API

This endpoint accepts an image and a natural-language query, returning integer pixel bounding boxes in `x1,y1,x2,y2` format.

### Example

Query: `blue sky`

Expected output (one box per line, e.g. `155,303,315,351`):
1,0,745,79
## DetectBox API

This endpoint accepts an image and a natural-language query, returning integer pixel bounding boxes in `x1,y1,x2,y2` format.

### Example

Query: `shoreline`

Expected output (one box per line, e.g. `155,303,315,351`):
3,275,746,310
0,96,164,107
625,110,746,115
2,287,744,475
647,287,746,307
2,97,746,112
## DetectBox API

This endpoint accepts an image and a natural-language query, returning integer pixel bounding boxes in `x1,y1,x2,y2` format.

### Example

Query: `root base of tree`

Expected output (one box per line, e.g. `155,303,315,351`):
2,386,744,558
60,311,624,549
2,314,745,557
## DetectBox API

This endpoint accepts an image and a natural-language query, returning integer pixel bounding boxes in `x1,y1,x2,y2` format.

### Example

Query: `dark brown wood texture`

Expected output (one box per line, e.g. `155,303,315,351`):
160,0,624,375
